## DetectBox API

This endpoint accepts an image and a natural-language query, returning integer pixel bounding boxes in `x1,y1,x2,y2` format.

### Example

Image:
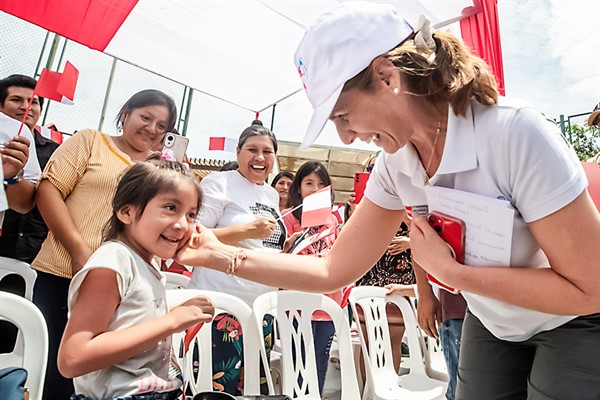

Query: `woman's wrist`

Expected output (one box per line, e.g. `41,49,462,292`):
209,243,238,273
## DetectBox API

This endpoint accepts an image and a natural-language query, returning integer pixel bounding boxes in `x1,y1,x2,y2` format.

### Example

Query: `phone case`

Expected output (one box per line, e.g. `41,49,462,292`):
162,133,189,163
426,211,465,294
353,172,370,204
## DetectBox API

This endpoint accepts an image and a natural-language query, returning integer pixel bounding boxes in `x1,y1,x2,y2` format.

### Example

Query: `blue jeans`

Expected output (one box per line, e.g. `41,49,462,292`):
311,320,335,396
439,319,463,400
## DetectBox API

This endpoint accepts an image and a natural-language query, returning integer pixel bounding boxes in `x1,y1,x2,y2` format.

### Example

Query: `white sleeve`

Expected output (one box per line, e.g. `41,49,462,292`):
364,153,406,210
507,107,586,223
197,173,228,228
0,113,41,183
68,243,134,310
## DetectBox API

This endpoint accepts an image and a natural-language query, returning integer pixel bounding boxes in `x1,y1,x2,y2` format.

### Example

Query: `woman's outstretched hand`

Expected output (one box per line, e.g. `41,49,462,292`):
409,216,458,283
175,224,222,267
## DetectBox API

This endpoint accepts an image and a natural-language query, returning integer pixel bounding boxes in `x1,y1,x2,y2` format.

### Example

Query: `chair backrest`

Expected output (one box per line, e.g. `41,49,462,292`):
349,286,428,376
253,290,360,400
349,286,448,400
0,292,48,400
161,271,191,290
0,257,37,300
165,289,263,395
0,257,38,370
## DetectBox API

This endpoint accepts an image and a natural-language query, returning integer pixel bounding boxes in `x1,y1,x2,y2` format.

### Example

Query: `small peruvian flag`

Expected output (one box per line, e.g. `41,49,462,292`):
35,61,79,105
301,185,332,228
208,137,237,153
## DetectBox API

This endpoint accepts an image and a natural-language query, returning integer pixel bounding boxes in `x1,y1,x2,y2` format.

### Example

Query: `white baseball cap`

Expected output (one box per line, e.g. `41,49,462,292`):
294,2,413,147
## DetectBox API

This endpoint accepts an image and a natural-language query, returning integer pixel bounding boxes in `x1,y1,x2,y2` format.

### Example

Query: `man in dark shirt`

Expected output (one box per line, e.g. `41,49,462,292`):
0,74,59,352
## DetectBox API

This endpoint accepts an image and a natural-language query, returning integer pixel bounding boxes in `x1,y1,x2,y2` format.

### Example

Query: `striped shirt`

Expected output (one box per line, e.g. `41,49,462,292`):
31,129,133,278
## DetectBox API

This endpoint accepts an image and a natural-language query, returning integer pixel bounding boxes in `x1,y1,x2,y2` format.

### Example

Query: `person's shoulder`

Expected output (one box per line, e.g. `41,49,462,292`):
86,241,135,267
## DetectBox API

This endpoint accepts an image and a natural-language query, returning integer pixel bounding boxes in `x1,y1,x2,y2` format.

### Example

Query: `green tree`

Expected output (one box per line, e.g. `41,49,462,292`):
565,123,599,161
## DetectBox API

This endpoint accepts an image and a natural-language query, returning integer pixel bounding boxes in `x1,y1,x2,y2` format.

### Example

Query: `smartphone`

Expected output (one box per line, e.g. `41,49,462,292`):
426,211,466,294
353,172,370,204
162,133,189,162
288,228,311,254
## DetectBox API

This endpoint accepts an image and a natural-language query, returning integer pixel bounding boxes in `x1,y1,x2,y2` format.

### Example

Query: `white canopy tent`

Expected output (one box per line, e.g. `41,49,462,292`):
1,0,478,114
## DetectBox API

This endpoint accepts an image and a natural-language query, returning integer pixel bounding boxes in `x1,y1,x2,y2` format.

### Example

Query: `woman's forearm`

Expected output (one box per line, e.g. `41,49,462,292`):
448,264,599,316
36,180,91,260
212,225,253,245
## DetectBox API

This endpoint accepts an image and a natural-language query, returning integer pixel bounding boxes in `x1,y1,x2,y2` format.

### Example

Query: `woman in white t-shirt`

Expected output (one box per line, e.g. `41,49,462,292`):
179,4,600,399
189,120,292,395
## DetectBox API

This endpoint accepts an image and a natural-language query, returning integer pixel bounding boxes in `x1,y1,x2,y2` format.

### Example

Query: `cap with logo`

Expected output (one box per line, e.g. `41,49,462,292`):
294,1,413,147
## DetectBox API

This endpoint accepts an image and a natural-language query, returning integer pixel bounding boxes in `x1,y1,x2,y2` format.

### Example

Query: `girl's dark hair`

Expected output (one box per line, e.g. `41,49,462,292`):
271,171,295,188
103,160,202,241
116,89,178,132
288,161,333,221
343,31,498,117
237,120,278,153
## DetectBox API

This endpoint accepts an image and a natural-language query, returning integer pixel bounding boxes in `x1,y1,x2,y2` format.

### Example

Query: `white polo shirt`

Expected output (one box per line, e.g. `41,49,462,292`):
365,97,587,341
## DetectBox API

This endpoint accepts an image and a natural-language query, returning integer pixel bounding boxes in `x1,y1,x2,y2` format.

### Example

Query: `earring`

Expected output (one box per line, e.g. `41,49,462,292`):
393,87,400,95
117,122,123,135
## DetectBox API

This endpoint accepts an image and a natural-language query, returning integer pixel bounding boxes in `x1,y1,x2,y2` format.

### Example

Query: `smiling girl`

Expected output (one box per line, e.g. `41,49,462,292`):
58,160,214,400
32,89,178,399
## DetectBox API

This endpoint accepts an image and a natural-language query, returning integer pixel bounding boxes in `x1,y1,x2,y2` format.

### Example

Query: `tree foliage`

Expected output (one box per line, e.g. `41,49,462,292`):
565,123,600,161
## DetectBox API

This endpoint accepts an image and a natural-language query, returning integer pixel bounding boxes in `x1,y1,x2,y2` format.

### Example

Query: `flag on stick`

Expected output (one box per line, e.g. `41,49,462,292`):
301,185,332,228
208,137,237,153
35,61,79,105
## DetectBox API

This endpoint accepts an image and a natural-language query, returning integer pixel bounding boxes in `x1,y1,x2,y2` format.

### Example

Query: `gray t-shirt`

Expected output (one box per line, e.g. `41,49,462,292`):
68,241,181,399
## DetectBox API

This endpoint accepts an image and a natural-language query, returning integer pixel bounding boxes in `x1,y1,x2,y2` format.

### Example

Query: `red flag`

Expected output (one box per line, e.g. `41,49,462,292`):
35,61,79,104
208,137,237,152
183,322,204,354
301,186,332,228
460,0,505,95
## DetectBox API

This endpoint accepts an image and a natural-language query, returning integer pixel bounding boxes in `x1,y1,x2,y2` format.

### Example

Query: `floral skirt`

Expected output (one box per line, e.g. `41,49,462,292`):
209,313,273,395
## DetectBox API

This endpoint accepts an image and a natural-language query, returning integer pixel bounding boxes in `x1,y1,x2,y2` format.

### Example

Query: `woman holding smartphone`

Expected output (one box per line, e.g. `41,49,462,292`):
179,4,600,399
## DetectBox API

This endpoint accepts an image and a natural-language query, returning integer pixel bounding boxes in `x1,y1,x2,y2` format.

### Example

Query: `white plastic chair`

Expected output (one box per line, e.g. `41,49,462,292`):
0,292,48,400
349,286,447,400
0,257,38,368
253,290,361,399
161,271,191,290
165,289,265,396
0,256,37,300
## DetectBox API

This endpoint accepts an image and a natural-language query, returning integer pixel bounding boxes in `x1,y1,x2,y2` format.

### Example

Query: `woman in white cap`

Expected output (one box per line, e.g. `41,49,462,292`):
178,3,600,399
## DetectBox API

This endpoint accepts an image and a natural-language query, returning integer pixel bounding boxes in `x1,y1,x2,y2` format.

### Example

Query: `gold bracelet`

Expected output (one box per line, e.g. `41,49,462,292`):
226,249,247,277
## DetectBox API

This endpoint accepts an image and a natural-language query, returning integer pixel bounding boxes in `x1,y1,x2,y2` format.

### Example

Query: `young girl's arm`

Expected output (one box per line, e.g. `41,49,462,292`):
58,268,214,378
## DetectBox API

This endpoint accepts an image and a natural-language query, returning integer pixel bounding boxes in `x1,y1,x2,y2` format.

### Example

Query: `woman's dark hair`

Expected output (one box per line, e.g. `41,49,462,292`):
103,160,202,241
220,161,239,172
343,31,498,117
237,120,278,153
116,89,178,132
288,161,333,221
271,171,295,188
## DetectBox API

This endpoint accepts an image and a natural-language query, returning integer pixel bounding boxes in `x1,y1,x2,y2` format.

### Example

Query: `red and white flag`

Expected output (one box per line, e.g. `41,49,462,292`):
301,185,332,228
35,61,79,105
208,137,237,153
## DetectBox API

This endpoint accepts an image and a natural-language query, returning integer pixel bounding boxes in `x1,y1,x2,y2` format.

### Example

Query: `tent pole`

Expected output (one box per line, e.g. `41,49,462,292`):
270,103,277,131
180,87,194,137
98,58,118,132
